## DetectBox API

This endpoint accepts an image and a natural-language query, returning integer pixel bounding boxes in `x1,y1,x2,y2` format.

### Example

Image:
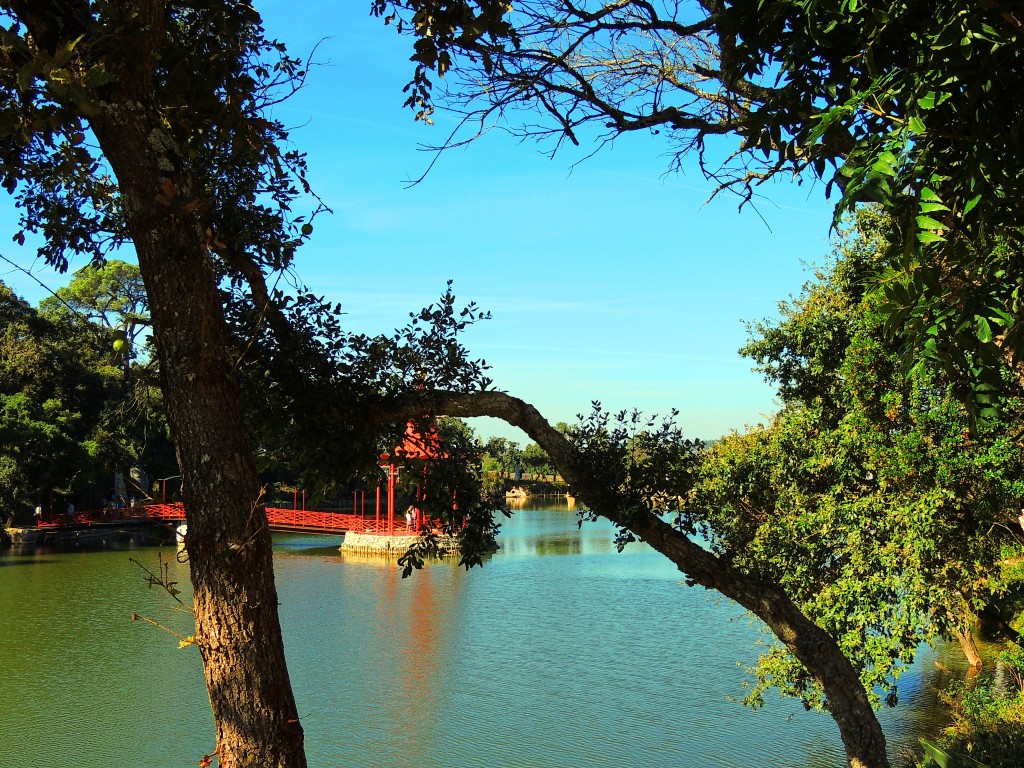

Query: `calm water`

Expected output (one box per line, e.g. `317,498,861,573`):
1,503,964,767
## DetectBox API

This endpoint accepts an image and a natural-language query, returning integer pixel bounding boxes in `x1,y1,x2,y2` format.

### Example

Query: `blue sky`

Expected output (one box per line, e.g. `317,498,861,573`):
0,2,838,443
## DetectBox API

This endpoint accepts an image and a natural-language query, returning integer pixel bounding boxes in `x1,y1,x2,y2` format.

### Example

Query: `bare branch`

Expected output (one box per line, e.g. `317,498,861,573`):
389,0,810,200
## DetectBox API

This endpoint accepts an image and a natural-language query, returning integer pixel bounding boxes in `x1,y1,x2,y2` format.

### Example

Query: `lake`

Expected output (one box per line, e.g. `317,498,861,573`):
0,502,964,767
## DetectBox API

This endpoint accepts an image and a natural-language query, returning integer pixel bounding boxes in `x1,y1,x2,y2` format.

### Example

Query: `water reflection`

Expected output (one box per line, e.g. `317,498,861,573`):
504,494,572,511
497,506,613,558
1,506,964,768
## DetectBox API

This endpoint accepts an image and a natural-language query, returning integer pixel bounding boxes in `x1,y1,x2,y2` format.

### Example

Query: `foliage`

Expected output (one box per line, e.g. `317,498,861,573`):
376,0,1024,413
569,405,701,551
0,280,118,513
686,209,1024,710
40,260,174,482
0,269,176,516
231,281,497,527
0,2,323,277
481,435,521,477
520,442,553,478
920,738,990,768
40,259,149,356
721,0,1024,416
370,0,519,125
998,643,1024,695
397,415,508,575
56,262,173,478
934,677,1024,768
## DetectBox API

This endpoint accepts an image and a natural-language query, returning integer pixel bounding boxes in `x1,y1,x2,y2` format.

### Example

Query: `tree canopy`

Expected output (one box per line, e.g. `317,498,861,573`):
375,0,1024,413
40,258,149,354
5,3,1018,768
688,208,1024,709
0,280,103,514
0,275,172,516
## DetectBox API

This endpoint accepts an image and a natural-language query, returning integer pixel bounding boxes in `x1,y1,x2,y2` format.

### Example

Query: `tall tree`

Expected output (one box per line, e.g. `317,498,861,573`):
688,209,1024,708
1,4,313,764
41,258,149,352
0,280,110,516
0,5,501,766
0,4,961,768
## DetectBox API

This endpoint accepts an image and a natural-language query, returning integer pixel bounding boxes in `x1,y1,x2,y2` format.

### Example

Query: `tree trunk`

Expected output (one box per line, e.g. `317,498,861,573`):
635,517,890,768
3,7,304,761
414,390,892,768
87,99,306,768
953,626,984,672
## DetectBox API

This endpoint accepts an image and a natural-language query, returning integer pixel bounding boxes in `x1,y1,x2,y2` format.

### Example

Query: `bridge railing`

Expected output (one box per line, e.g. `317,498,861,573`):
36,505,156,528
33,501,423,536
264,507,420,535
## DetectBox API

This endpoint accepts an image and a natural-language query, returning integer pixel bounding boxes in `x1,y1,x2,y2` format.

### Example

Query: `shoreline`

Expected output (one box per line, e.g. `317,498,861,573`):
2,519,174,548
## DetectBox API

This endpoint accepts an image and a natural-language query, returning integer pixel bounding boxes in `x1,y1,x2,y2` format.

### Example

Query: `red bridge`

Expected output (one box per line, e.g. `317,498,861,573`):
37,421,446,536
143,502,416,535
37,497,419,537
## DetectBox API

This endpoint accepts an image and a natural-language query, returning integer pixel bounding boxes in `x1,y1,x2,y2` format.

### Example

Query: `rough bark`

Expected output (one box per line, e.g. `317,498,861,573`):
953,626,984,672
393,390,891,768
87,99,307,768
10,5,887,767
8,4,308,765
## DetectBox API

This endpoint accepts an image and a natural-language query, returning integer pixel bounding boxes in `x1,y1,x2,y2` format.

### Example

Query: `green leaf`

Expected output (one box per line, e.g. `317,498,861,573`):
989,307,1014,327
916,215,945,230
920,738,990,767
976,316,993,343
908,115,925,133
872,150,898,176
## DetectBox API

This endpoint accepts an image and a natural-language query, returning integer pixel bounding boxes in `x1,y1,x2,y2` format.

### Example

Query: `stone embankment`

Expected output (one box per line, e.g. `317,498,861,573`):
2,522,172,548
340,532,461,555
500,477,570,500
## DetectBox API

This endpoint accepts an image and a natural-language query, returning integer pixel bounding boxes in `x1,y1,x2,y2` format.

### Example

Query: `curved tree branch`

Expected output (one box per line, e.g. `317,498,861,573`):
374,387,889,768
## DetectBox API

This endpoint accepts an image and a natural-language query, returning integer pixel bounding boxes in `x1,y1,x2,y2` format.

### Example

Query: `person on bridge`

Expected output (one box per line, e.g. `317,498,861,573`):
34,504,42,527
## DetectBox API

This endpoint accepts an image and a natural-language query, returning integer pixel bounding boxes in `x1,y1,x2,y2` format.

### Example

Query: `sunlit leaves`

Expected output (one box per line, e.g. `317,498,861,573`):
0,279,164,512
723,0,1024,413
690,210,1024,711
564,404,701,543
